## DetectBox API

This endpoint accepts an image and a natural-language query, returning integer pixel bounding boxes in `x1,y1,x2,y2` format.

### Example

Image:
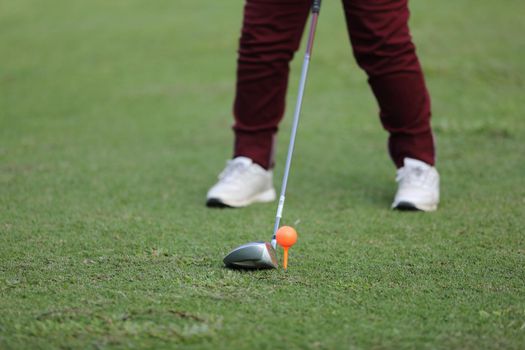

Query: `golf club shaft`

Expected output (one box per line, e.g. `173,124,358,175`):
271,0,322,249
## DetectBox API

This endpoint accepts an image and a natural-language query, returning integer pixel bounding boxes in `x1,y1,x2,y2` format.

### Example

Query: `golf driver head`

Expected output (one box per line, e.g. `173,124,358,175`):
223,242,278,269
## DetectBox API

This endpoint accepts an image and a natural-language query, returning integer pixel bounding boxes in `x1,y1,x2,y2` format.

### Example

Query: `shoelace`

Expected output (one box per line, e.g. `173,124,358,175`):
218,160,250,182
396,166,432,188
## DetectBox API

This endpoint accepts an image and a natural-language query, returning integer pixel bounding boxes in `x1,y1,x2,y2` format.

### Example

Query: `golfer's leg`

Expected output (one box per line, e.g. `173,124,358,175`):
342,0,435,167
233,0,311,169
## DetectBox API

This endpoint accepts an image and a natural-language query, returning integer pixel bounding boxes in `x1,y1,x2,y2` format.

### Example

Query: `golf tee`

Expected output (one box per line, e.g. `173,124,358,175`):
283,247,289,270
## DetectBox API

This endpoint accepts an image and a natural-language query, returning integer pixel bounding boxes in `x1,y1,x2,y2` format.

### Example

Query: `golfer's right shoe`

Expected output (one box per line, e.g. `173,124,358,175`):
392,157,440,212
206,157,276,208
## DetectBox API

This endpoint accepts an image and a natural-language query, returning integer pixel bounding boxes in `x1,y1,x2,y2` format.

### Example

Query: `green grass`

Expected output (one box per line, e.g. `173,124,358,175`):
1,0,524,348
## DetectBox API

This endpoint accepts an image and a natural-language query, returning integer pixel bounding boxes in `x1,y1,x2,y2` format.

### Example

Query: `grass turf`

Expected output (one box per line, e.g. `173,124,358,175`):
1,0,524,348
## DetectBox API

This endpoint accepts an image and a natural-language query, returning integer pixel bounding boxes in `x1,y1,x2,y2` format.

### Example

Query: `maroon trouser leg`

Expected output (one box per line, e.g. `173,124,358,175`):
233,0,435,169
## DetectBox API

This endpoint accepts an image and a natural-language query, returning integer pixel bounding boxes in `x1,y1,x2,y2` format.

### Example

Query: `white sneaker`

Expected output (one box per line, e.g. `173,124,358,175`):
392,158,440,212
206,157,276,208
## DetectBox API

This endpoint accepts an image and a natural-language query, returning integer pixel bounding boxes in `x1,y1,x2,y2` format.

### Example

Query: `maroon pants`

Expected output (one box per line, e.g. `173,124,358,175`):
232,0,435,169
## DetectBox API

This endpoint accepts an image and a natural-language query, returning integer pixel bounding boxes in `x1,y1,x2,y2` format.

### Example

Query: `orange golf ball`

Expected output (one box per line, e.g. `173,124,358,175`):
276,226,298,247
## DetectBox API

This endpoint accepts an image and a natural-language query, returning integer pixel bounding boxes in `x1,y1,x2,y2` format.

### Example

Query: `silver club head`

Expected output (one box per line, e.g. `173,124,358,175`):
223,242,278,269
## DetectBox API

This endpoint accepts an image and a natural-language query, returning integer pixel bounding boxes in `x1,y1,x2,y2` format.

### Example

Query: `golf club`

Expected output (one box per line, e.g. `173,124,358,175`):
223,0,322,269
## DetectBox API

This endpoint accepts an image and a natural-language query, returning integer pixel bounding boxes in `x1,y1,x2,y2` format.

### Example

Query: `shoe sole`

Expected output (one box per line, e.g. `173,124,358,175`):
393,201,438,212
206,198,233,208
206,188,276,208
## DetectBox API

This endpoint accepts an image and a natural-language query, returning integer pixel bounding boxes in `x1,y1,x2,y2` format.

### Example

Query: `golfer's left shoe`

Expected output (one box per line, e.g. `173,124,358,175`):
206,157,276,208
392,157,440,212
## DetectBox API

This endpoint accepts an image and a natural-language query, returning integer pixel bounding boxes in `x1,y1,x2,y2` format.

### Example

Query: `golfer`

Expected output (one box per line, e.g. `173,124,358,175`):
207,0,440,211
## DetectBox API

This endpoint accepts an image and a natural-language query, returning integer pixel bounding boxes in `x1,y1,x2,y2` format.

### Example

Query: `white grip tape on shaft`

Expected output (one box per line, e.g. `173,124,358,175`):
276,195,285,218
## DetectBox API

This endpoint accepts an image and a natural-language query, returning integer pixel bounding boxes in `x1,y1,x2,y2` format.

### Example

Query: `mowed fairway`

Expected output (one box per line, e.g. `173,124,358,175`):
1,0,524,349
